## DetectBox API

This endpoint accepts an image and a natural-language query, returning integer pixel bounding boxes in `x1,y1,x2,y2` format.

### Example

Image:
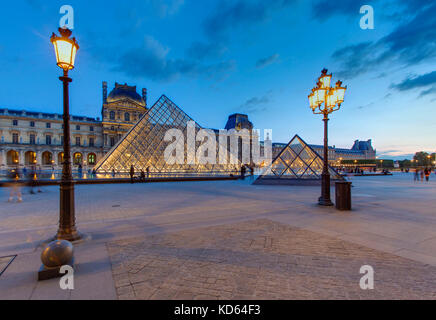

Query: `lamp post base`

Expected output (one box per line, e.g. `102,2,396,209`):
318,196,334,206
55,230,83,242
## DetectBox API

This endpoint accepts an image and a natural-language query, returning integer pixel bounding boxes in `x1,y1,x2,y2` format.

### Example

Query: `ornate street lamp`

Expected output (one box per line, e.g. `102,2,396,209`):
51,27,81,240
308,69,347,206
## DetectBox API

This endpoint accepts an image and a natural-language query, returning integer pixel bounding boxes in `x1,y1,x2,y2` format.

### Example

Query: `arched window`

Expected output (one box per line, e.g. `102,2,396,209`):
73,152,83,165
7,150,19,165
124,112,130,121
109,111,115,120
42,151,53,165
25,151,36,165
87,153,96,165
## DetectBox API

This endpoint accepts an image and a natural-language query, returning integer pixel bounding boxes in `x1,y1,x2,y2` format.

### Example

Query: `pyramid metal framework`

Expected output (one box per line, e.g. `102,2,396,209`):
94,95,240,176
254,134,345,185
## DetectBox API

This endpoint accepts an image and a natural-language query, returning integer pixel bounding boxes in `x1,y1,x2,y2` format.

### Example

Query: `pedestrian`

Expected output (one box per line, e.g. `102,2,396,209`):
240,165,246,180
29,165,37,194
78,163,83,179
420,169,424,181
140,169,145,182
414,168,419,182
112,168,116,178
8,167,22,203
130,165,135,183
424,168,430,182
146,166,150,178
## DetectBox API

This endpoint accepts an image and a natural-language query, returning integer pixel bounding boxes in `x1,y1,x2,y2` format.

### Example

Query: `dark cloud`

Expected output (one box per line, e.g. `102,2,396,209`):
113,36,235,82
203,0,296,40
391,71,436,97
256,54,280,68
391,71,436,91
419,86,436,97
240,94,271,113
332,3,436,79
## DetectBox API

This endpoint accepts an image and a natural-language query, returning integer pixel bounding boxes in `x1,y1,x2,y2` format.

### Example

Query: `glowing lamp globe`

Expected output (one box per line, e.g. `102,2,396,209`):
335,81,347,104
50,27,79,71
319,69,332,89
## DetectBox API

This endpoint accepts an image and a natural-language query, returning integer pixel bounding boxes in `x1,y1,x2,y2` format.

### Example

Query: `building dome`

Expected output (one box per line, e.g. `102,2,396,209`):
107,83,145,106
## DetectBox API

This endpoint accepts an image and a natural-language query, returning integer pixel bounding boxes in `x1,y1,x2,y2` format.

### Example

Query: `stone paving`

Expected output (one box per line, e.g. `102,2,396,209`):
1,173,436,299
0,256,14,276
107,219,436,300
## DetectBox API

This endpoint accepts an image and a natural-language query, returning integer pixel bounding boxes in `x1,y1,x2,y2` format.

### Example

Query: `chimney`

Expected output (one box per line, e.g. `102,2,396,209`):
102,81,108,104
142,88,147,107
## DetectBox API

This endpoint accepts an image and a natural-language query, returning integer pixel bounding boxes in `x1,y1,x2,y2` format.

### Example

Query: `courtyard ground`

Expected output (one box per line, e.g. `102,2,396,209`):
0,173,435,299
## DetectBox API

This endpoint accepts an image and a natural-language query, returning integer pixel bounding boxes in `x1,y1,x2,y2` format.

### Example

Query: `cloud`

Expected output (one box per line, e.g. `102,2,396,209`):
256,54,280,68
312,0,432,21
391,71,436,91
419,86,436,97
186,41,228,61
152,0,185,17
239,94,271,113
312,0,365,21
331,3,436,79
391,71,436,97
113,36,235,82
203,0,296,40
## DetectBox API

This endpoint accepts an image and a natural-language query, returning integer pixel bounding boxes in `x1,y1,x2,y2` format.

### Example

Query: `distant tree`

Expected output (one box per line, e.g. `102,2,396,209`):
413,151,432,166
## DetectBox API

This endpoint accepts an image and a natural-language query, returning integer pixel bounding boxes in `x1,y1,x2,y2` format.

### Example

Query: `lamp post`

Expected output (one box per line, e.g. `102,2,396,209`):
50,27,81,241
308,69,347,206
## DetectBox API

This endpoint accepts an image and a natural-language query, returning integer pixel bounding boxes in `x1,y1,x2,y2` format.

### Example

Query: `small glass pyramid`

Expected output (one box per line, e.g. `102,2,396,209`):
94,95,240,176
254,134,345,185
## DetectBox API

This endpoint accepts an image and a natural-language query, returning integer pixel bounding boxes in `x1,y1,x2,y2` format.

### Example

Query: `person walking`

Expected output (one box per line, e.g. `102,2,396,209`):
414,168,420,182
78,163,83,179
8,167,22,203
420,169,424,181
424,168,430,182
112,168,116,178
130,165,135,183
146,166,150,178
240,165,246,180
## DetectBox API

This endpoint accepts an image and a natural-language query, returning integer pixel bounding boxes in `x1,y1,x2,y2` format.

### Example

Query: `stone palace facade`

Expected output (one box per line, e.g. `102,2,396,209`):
0,81,375,172
0,82,147,171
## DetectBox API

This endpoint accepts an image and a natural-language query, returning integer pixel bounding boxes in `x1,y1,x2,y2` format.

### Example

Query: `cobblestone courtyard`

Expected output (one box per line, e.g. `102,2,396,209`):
1,173,436,299
109,219,436,300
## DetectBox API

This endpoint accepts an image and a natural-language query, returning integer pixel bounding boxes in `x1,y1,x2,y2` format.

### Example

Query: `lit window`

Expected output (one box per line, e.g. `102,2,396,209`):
88,153,96,165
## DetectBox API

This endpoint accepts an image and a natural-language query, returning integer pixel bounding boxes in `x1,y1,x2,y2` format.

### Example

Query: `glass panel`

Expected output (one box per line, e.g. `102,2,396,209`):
94,95,241,176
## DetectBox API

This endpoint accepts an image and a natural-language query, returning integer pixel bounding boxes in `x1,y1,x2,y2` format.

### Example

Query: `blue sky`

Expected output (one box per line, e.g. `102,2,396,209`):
0,0,435,159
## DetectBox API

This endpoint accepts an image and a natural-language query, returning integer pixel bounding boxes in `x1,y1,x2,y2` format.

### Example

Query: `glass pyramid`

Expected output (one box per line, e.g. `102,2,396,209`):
254,134,345,185
94,95,240,176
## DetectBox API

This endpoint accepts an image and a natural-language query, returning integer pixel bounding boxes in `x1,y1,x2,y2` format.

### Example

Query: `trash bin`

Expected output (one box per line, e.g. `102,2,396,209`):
335,181,352,211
